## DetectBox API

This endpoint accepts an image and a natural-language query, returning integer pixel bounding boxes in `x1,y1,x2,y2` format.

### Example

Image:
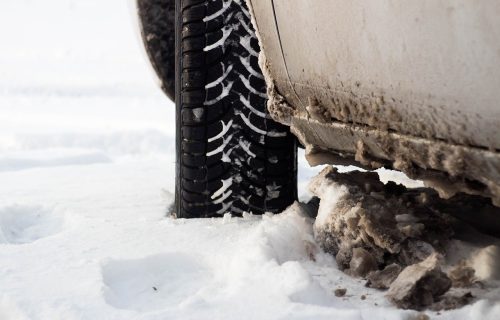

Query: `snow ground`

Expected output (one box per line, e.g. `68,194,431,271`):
0,0,498,319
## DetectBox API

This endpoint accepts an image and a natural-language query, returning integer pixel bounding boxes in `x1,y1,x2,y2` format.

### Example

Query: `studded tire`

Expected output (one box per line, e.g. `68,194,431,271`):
175,0,297,217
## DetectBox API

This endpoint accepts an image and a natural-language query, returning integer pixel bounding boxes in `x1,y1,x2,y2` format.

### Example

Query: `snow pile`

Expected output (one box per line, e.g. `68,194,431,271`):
310,166,500,313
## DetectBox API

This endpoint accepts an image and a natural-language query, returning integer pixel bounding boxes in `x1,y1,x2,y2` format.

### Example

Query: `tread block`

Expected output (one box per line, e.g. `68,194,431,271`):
182,178,223,194
182,37,205,52
206,0,223,16
205,30,224,51
181,107,206,125
182,70,206,89
205,46,225,65
182,22,206,38
205,16,225,33
183,4,206,23
183,52,205,69
182,0,206,11
182,90,205,105
182,189,207,203
182,139,205,154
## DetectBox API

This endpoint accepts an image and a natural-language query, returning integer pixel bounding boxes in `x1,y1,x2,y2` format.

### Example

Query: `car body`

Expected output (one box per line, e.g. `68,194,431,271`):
247,0,500,206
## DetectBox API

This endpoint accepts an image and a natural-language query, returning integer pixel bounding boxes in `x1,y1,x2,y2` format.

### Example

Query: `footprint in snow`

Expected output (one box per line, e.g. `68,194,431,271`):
101,253,209,312
0,205,63,245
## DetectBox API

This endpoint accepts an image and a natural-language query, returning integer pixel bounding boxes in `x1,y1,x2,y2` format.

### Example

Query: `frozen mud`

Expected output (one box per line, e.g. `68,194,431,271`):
386,253,452,310
310,166,500,310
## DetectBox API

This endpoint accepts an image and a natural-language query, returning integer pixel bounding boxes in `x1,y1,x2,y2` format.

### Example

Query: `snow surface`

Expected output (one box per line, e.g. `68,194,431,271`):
0,0,498,319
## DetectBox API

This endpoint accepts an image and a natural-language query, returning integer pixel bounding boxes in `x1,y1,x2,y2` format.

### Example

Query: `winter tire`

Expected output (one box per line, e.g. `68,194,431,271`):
137,0,176,100
175,0,297,217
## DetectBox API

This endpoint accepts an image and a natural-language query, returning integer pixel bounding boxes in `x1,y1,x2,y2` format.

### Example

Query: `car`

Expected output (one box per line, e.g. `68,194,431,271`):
133,0,500,218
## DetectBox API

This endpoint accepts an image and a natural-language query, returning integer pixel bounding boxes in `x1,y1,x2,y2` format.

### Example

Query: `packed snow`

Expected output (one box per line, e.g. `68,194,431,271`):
0,0,498,319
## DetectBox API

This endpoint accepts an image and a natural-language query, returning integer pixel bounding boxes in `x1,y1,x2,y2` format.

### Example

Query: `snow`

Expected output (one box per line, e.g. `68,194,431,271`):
310,178,349,228
0,0,498,319
0,205,63,245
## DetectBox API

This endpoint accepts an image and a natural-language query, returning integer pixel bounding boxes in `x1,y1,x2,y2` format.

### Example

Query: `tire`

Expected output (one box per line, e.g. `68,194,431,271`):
137,0,176,100
175,0,297,217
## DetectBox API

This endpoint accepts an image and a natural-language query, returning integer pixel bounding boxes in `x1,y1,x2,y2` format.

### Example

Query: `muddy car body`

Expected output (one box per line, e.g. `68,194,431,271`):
248,0,500,205
134,0,500,216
